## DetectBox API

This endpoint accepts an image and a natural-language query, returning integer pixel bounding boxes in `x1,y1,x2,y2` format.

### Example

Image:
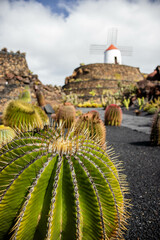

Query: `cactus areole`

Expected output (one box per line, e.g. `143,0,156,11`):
0,126,129,240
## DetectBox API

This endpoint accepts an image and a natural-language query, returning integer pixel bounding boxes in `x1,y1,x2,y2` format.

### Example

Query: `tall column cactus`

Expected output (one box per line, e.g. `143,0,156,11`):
105,104,122,126
74,110,106,148
0,126,129,240
150,108,160,145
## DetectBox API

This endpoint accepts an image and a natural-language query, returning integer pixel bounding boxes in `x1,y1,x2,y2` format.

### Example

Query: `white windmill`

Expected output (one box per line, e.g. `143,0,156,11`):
90,28,132,64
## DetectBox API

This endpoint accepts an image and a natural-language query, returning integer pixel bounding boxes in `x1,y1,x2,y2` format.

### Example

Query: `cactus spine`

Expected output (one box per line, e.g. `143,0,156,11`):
75,110,106,148
2,100,49,132
105,104,122,126
150,109,160,145
0,126,129,240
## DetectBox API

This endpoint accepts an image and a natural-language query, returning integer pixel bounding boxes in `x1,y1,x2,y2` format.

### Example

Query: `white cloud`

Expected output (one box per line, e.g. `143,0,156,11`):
0,0,160,86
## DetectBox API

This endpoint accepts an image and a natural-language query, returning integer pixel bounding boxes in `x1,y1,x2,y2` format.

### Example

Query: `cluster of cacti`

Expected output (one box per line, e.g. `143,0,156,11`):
123,98,130,110
137,97,145,110
62,92,78,106
56,103,76,128
0,125,129,240
2,100,49,132
18,86,31,103
78,101,102,108
105,104,122,126
101,90,117,109
74,110,106,148
144,97,160,114
0,125,16,147
150,108,160,145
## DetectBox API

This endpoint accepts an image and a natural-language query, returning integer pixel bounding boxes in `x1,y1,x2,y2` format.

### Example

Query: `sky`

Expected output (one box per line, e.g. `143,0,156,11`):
0,0,160,86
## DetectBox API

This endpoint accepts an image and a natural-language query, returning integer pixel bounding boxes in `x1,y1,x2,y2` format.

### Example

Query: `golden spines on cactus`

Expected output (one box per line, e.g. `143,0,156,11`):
2,100,49,132
0,125,130,240
0,125,16,147
74,110,106,148
105,104,122,126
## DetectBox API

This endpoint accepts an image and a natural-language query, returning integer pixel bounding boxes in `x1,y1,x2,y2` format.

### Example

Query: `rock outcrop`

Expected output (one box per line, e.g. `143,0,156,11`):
0,48,63,113
137,66,160,100
63,63,144,102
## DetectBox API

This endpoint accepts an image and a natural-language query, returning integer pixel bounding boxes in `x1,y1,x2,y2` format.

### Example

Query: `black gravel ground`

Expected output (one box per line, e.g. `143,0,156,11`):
107,126,160,240
79,108,160,240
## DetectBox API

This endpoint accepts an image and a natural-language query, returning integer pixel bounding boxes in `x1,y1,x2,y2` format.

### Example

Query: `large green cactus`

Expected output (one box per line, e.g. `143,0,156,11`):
75,110,106,148
105,104,122,126
0,126,129,240
150,108,160,145
0,125,16,147
3,100,49,132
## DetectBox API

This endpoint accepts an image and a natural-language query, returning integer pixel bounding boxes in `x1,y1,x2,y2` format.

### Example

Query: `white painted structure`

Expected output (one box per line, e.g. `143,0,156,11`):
104,44,122,64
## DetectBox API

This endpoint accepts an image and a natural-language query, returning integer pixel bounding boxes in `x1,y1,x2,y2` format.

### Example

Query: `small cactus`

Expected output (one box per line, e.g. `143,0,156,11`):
35,90,46,107
0,125,16,147
0,126,129,240
18,86,31,103
150,108,160,145
56,103,76,128
75,110,106,148
3,100,49,132
105,104,122,126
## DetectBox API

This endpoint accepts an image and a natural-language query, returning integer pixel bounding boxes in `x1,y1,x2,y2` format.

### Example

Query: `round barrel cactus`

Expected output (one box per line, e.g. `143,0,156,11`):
3,100,49,132
0,126,129,240
75,110,106,148
56,103,76,128
150,109,160,145
0,125,16,147
105,104,122,126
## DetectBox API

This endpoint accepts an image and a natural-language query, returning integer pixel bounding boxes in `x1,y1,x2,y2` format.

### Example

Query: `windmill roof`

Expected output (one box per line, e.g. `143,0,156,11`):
105,44,118,51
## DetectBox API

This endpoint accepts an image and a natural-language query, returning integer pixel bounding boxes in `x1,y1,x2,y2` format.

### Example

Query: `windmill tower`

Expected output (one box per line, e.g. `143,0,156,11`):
90,28,132,64
104,44,122,64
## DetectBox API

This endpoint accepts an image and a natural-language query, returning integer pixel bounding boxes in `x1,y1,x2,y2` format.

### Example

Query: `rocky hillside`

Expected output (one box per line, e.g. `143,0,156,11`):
63,63,144,102
0,48,63,113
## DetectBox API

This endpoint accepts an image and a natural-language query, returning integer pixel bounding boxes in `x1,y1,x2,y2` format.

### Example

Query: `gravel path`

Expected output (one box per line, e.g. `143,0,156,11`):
78,108,160,240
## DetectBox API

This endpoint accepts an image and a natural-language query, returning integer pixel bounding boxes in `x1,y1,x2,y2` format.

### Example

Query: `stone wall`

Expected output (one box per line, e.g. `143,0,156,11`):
0,48,35,85
63,63,144,102
0,48,63,113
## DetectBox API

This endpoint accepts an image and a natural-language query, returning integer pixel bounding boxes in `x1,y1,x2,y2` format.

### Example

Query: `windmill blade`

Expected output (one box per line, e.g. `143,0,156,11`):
90,44,107,54
107,27,118,46
117,45,133,56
